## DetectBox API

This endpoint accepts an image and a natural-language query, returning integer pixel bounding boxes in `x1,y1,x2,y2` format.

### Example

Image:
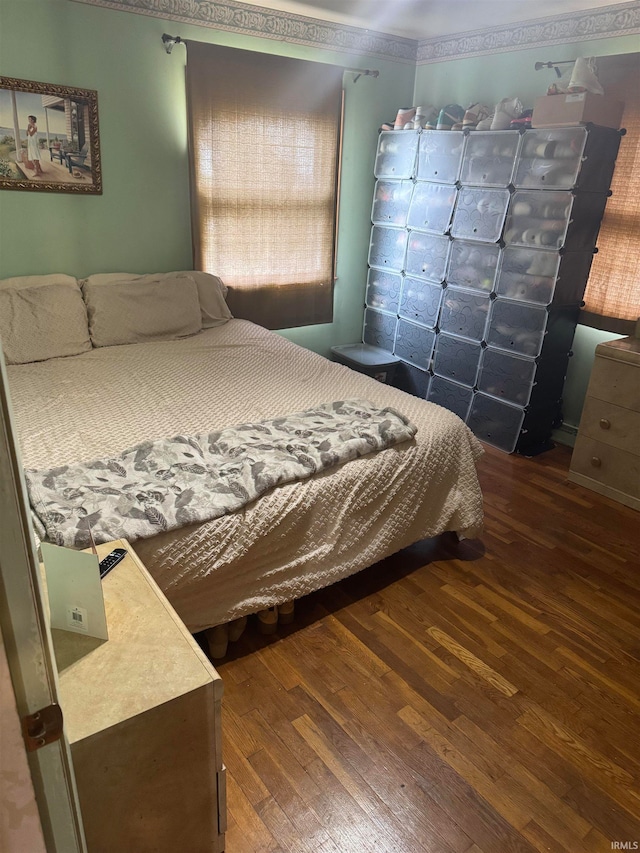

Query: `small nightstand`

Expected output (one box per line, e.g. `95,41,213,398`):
52,539,226,852
569,336,640,510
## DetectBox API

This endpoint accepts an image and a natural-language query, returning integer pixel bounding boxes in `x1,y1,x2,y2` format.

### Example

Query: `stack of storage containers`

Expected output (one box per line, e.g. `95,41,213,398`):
366,124,622,453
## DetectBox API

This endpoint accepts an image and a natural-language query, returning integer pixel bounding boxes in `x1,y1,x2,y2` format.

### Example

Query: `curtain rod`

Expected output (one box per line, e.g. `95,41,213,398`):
160,34,379,79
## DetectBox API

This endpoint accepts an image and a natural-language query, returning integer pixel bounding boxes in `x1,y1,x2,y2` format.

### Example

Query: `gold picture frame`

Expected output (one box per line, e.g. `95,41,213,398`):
0,76,102,194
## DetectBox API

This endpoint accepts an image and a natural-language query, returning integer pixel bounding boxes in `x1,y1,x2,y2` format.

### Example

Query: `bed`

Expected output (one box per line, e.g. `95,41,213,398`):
2,271,484,639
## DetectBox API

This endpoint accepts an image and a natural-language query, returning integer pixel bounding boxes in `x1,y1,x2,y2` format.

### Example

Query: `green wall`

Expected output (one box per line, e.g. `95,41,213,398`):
413,34,638,433
0,0,414,355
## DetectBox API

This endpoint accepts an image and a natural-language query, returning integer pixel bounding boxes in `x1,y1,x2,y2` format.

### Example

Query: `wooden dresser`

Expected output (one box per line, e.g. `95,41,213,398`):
51,540,226,852
569,336,640,510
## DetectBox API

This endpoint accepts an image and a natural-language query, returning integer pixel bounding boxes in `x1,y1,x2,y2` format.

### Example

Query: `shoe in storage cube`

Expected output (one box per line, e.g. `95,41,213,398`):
477,346,537,407
514,126,621,192
407,182,457,233
427,376,474,421
487,298,548,357
366,269,402,314
495,246,595,306
393,319,436,370
363,307,397,351
451,187,510,243
432,333,482,387
404,232,450,282
459,131,520,187
371,180,414,226
416,130,465,183
374,131,419,179
467,393,525,453
331,343,400,384
399,277,443,329
503,190,609,252
446,240,501,292
369,225,408,272
439,286,491,342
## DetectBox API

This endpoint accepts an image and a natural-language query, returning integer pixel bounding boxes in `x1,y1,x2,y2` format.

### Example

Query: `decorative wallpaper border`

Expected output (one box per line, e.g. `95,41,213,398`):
417,1,640,64
69,0,418,62
70,0,640,63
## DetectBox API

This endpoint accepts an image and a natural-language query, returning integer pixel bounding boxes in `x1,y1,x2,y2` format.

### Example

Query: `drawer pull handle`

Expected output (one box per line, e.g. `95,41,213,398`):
591,456,602,468
599,418,611,430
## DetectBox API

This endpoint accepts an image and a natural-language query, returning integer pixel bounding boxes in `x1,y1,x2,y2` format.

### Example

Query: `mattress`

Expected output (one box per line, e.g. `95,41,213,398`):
8,320,484,632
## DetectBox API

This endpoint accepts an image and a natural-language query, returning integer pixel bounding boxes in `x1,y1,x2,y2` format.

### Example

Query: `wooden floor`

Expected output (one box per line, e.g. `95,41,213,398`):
214,443,640,853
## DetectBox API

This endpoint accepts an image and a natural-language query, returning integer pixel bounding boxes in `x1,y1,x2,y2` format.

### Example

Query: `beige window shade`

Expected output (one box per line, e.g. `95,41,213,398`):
581,69,640,336
186,42,343,330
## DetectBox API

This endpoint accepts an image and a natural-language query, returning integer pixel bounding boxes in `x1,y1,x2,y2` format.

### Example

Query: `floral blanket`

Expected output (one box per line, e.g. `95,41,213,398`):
25,399,417,549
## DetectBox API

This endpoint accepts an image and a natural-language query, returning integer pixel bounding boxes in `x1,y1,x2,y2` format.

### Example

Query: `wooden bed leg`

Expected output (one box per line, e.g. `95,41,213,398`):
205,624,229,659
257,606,278,635
228,615,247,643
278,601,295,625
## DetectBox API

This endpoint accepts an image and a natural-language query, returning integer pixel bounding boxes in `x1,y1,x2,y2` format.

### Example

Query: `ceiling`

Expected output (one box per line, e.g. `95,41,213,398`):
234,0,630,39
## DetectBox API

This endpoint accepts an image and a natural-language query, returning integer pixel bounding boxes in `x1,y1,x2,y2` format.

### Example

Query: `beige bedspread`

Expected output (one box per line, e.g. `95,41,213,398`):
8,320,484,632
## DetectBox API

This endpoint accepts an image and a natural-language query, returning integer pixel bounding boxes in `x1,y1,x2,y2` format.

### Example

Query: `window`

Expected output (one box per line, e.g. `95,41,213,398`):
580,55,640,336
186,42,344,330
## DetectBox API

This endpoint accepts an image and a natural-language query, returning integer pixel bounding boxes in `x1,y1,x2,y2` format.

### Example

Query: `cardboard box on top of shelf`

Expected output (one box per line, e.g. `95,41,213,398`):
531,92,624,129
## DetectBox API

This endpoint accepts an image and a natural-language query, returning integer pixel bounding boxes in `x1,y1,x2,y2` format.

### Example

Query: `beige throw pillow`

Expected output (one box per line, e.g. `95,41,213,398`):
82,270,232,328
0,274,91,364
82,274,203,348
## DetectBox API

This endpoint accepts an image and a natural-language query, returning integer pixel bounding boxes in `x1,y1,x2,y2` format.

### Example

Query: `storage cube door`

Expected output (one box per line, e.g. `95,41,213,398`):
369,225,409,273
417,130,465,183
398,277,443,329
371,180,414,226
404,232,450,282
428,376,474,421
407,182,457,234
394,319,436,370
363,308,397,351
446,240,501,293
432,333,482,388
439,287,491,342
366,269,402,314
374,131,419,179
459,131,520,187
451,188,510,243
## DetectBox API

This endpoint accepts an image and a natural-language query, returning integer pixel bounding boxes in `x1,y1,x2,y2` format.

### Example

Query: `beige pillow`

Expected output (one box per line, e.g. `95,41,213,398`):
0,274,91,364
82,270,232,328
82,273,203,348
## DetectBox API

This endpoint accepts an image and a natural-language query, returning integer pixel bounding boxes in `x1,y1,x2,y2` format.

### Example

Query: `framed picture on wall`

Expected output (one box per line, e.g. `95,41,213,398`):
0,76,102,194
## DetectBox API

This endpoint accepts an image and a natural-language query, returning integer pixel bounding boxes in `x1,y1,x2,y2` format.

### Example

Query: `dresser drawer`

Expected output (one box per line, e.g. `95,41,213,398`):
570,435,640,499
588,356,640,412
578,396,640,454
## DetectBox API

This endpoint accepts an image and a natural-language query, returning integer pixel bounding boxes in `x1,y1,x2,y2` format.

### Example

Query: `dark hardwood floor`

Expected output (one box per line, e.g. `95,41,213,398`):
214,443,640,853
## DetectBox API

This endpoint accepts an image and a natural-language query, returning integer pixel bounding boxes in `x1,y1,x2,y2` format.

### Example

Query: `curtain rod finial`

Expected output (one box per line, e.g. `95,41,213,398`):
162,33,182,54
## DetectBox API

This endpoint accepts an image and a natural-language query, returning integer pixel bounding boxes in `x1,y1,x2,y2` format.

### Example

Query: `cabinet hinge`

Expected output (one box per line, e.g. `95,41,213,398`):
21,702,64,751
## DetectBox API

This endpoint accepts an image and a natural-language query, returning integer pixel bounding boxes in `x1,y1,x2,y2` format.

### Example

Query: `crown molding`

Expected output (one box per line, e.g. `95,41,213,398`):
417,1,640,64
69,0,418,62
70,0,640,64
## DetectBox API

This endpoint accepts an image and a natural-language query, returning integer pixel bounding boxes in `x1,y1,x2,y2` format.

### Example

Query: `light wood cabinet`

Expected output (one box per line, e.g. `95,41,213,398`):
52,539,226,852
569,336,640,510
